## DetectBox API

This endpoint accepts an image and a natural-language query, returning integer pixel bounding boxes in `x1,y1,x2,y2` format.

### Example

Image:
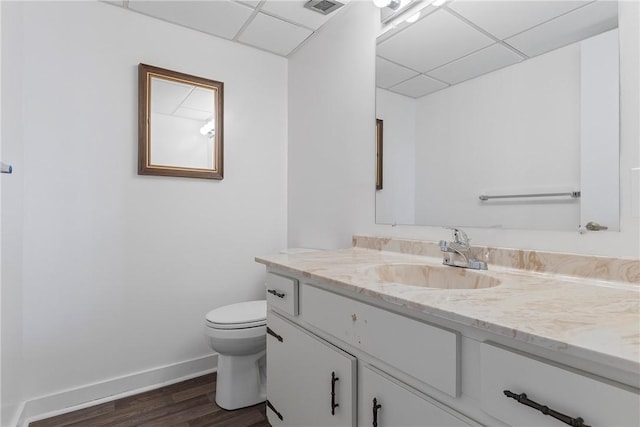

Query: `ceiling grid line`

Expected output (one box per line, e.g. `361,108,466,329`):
441,6,529,59
105,0,352,58
376,0,618,99
231,0,266,42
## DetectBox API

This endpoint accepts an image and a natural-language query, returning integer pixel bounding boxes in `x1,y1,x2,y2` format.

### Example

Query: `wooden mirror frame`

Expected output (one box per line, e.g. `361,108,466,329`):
138,63,224,180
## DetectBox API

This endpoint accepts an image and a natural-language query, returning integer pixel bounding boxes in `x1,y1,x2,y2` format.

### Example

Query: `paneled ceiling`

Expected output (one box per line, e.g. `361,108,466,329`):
377,0,618,99
104,0,618,97
105,0,351,57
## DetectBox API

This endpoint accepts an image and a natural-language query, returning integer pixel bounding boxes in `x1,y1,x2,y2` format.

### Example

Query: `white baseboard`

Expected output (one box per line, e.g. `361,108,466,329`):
5,401,27,427
15,354,218,427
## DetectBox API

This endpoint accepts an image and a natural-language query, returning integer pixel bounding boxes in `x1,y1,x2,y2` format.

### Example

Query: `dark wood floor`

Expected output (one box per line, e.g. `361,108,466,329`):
30,373,270,427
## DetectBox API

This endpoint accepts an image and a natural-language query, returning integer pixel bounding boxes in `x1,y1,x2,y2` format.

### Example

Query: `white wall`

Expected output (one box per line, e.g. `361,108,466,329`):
289,1,639,257
375,88,415,225
2,0,287,406
414,41,582,230
288,0,378,249
1,2,24,424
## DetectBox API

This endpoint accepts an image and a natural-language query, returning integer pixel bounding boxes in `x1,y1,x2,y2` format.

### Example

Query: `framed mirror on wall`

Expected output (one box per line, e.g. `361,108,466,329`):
138,63,224,180
375,0,620,231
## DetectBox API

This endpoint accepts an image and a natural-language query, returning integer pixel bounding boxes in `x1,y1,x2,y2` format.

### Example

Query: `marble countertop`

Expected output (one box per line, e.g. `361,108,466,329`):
256,244,640,375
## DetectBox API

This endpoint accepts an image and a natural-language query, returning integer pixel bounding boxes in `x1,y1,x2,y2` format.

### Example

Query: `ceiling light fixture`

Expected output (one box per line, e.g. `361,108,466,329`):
379,0,449,34
200,120,215,137
373,0,402,11
405,12,421,23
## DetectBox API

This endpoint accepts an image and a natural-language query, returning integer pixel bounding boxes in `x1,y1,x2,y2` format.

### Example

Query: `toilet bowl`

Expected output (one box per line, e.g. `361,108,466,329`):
204,300,267,410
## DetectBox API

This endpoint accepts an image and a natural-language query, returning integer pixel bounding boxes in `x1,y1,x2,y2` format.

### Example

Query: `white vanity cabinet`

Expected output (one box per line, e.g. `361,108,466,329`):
265,311,356,427
265,271,472,427
358,365,473,427
263,268,640,427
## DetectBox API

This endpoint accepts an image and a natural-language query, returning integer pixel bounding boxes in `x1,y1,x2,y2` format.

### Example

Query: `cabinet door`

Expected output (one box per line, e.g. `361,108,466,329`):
267,311,357,427
358,365,473,427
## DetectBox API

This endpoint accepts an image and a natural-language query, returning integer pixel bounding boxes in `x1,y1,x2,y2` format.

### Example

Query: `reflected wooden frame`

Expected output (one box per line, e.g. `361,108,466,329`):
138,63,224,180
376,119,383,190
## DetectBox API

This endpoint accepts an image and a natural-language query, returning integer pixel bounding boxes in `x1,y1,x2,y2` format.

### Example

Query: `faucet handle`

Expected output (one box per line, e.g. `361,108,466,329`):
446,227,469,245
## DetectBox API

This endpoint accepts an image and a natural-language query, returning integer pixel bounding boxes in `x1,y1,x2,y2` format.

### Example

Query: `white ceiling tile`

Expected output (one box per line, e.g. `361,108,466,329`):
128,0,254,40
182,88,215,113
173,107,212,121
447,0,589,40
377,9,495,73
150,79,193,115
262,0,336,30
389,74,448,98
427,43,524,85
238,12,313,56
376,57,419,89
505,0,618,57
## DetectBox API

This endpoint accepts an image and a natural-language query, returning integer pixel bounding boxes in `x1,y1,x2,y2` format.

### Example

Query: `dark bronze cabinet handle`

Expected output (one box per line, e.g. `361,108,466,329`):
266,327,283,342
331,371,339,415
267,289,285,298
372,397,382,427
503,390,591,427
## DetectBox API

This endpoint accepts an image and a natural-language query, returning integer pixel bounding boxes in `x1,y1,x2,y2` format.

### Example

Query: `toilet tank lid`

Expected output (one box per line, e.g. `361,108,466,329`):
205,300,266,325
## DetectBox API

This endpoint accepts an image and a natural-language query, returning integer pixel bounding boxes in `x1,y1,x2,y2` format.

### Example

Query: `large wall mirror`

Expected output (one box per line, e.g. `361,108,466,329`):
138,64,224,180
375,0,620,231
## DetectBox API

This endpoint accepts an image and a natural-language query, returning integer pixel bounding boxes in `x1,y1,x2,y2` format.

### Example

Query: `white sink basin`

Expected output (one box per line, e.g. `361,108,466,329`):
371,263,501,290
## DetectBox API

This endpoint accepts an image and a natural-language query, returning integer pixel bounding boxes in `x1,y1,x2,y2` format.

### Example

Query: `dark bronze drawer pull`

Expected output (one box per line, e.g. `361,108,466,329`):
266,399,283,421
372,397,382,427
266,327,283,343
267,289,285,298
503,390,591,427
331,371,339,415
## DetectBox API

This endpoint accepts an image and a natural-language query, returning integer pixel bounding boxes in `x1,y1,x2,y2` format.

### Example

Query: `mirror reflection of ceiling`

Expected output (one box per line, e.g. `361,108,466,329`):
104,0,351,57
151,79,215,122
377,0,618,99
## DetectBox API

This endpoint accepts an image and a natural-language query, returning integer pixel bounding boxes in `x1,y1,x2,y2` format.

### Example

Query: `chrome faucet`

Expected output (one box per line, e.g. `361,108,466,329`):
439,228,487,270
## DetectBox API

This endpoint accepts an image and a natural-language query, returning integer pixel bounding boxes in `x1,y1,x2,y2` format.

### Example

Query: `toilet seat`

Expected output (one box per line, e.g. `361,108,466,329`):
205,300,266,330
206,319,266,329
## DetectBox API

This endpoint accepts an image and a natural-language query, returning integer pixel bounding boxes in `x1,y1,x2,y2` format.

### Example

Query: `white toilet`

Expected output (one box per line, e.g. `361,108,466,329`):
204,300,267,410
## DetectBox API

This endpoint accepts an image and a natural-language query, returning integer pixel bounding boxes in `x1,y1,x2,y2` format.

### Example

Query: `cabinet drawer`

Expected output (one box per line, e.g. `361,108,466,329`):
480,342,640,427
266,272,298,316
301,285,459,397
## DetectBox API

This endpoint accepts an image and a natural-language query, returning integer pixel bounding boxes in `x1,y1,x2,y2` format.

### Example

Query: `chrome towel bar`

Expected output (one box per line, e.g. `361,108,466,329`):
479,191,580,201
